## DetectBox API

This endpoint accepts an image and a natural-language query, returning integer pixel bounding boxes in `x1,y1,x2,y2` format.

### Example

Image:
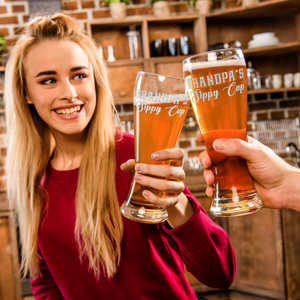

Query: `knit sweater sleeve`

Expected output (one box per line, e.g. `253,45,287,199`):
31,249,64,300
161,186,236,290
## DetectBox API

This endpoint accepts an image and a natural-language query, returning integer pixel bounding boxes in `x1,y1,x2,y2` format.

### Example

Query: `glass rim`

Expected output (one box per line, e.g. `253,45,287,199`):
182,48,244,65
137,71,184,81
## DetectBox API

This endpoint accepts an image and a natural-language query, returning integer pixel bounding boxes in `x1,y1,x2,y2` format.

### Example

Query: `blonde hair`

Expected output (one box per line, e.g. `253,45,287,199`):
5,13,123,279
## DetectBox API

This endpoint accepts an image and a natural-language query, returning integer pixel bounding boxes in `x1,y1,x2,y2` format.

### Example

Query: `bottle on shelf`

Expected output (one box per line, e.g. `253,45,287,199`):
126,26,142,60
247,61,256,90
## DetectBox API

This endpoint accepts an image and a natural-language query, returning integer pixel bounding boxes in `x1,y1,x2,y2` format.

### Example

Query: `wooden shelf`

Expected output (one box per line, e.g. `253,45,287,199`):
106,58,144,67
248,87,300,94
243,42,300,57
114,97,133,105
106,56,192,68
145,14,199,23
89,14,199,26
88,14,199,36
150,55,191,63
208,0,300,19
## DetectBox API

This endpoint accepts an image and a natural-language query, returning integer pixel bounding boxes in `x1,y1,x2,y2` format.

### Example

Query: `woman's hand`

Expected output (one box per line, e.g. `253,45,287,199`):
197,133,300,211
121,148,194,228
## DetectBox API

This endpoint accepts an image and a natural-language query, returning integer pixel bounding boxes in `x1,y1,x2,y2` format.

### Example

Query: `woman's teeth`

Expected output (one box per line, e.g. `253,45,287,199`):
55,105,81,116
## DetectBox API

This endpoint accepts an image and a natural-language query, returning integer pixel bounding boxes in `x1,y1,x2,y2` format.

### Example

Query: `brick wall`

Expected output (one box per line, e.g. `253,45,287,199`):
0,0,190,50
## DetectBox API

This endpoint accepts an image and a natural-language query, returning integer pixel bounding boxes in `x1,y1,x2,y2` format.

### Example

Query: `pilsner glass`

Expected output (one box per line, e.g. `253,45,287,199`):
183,48,264,217
120,71,190,224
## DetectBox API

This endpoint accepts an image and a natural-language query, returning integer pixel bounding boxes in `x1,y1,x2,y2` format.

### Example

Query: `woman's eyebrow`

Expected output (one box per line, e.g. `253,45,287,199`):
70,66,89,72
34,70,56,78
34,66,89,78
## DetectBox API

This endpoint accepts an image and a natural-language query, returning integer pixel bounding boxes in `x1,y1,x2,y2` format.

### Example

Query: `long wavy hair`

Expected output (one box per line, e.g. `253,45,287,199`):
5,13,123,279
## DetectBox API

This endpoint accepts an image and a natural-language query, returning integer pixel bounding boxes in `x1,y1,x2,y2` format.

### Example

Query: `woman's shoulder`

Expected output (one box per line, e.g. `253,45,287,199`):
115,130,134,160
115,130,134,146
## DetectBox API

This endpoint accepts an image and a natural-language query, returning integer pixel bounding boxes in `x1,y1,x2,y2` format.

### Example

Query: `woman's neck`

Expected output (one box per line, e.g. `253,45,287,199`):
51,132,86,171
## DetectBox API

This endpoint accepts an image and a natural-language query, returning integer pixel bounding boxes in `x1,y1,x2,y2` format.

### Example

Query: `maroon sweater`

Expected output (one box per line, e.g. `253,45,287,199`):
31,132,236,300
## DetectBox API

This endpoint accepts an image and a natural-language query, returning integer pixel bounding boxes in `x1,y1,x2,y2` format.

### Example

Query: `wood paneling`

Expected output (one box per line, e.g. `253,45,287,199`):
107,64,144,104
282,209,300,300
228,209,285,299
0,212,21,300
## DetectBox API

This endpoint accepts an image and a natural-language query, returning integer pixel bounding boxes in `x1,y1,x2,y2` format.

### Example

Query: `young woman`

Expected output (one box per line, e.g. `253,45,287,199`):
5,13,236,299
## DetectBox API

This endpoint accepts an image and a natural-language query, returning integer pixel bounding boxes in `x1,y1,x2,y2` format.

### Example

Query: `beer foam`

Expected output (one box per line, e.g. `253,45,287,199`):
182,57,245,73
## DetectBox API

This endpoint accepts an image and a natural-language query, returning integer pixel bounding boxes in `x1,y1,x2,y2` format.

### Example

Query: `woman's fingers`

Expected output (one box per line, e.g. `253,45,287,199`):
135,163,185,181
151,148,184,167
120,159,135,172
135,173,185,194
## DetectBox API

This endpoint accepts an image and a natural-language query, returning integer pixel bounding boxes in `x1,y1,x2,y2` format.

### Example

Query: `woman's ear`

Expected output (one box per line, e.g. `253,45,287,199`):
26,96,33,104
24,88,33,104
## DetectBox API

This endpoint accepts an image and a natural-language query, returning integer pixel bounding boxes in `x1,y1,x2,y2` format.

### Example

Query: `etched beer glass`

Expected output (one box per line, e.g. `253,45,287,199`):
120,71,190,224
183,49,264,216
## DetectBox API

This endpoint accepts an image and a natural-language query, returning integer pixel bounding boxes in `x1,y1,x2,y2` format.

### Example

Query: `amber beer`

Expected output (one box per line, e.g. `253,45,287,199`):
120,71,190,224
130,100,189,207
183,49,263,216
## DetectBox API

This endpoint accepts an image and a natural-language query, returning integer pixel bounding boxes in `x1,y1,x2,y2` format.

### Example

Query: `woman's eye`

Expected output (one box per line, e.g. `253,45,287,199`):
41,78,56,85
74,74,87,80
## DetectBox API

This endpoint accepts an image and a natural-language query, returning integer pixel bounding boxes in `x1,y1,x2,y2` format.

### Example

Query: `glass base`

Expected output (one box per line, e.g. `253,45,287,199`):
210,193,264,217
120,201,168,224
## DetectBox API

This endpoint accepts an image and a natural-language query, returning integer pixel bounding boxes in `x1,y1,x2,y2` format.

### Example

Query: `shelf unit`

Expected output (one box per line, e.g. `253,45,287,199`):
248,86,300,94
208,0,300,18
87,14,205,104
207,0,300,76
88,0,300,105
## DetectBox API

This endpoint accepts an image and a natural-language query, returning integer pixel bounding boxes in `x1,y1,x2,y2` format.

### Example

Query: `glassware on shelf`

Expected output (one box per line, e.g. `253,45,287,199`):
247,61,256,90
107,45,116,62
98,46,104,59
294,73,300,88
253,71,262,90
150,39,164,57
179,36,191,56
272,74,282,89
126,26,142,60
284,73,293,88
264,75,272,89
166,37,178,56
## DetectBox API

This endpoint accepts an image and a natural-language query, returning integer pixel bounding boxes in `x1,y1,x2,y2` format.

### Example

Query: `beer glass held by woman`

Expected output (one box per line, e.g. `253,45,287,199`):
5,13,236,299
120,72,190,224
198,133,300,213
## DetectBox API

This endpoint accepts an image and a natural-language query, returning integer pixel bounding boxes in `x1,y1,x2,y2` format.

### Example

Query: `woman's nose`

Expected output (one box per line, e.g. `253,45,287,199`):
59,80,77,101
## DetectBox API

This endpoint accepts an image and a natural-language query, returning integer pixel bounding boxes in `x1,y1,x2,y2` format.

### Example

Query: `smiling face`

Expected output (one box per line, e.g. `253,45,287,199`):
25,39,96,140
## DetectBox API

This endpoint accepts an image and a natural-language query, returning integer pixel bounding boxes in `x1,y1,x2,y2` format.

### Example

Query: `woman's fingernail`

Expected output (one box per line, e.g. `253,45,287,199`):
135,174,142,182
214,139,225,150
120,164,124,170
142,191,149,199
151,153,159,160
135,164,141,172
